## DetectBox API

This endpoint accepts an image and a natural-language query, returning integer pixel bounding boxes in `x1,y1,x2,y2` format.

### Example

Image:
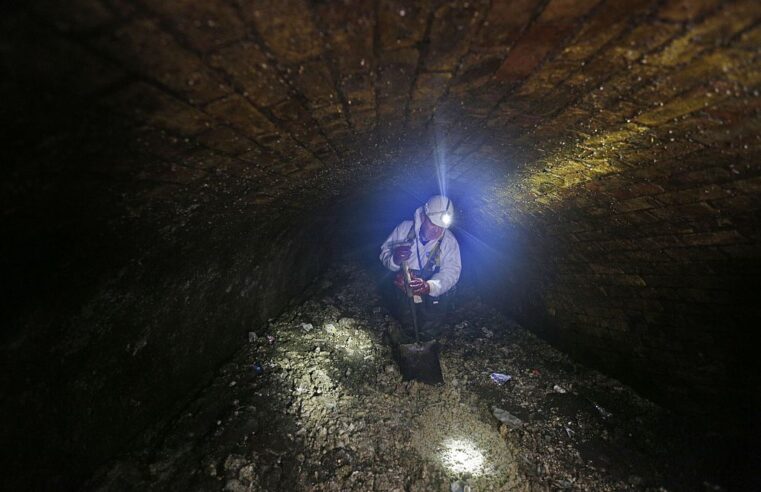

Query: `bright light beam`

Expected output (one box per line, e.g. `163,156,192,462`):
433,121,447,198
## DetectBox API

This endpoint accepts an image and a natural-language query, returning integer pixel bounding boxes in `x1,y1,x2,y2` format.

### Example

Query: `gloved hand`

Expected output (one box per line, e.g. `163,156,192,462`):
409,277,430,296
392,244,412,265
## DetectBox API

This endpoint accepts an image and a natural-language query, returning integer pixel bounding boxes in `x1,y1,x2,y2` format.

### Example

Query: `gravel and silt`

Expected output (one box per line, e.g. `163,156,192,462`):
90,259,713,491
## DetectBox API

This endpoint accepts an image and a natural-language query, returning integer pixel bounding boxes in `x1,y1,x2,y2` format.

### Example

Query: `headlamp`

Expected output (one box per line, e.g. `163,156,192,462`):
442,213,452,226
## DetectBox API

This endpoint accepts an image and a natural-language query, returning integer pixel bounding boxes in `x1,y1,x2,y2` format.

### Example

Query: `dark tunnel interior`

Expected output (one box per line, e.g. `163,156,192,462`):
1,0,760,490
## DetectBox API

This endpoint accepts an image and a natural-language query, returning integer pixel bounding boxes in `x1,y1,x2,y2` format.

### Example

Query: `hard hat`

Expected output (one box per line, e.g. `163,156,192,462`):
424,195,454,228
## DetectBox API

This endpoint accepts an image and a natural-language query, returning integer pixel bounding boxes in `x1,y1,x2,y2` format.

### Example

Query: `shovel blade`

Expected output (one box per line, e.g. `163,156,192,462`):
397,340,443,384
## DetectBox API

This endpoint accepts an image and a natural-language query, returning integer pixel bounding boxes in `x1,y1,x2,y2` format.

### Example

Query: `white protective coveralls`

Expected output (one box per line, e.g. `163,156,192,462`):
379,206,462,297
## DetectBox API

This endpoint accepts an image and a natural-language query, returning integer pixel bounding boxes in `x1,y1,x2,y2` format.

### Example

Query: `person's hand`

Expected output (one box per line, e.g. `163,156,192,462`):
393,272,406,293
392,244,412,265
409,277,430,296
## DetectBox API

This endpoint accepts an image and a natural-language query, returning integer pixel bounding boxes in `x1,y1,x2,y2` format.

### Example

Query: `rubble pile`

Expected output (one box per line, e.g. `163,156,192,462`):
91,261,709,491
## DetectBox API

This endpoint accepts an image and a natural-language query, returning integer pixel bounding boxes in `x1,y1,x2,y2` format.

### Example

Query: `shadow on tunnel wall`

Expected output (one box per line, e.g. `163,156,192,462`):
0,10,336,490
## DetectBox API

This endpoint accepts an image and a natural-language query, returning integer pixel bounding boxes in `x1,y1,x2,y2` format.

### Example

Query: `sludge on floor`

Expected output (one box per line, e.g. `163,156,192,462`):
89,260,722,491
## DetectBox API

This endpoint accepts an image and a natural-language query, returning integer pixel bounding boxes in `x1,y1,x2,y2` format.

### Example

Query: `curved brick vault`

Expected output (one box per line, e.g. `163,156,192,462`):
2,0,760,488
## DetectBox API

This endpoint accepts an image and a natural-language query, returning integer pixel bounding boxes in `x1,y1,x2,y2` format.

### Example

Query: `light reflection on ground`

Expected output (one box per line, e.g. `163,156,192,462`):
440,437,487,476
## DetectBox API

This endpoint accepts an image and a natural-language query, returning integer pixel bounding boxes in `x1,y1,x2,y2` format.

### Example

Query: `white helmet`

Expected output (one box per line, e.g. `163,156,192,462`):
424,195,454,228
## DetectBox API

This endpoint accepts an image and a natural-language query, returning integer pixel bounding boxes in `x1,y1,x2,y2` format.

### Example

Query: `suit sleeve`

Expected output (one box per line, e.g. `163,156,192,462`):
426,236,461,297
379,222,408,272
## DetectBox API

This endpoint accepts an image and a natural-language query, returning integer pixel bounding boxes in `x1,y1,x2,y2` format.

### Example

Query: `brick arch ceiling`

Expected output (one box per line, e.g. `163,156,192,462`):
9,0,761,382
5,0,760,381
15,0,758,205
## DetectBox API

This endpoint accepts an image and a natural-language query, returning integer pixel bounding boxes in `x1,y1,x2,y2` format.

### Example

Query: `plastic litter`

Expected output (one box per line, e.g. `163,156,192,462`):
553,384,567,394
490,373,512,385
251,362,264,375
300,323,313,332
248,332,257,343
266,335,275,345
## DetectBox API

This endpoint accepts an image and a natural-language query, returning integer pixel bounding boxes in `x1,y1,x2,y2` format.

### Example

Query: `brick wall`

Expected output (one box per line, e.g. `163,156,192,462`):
441,0,761,419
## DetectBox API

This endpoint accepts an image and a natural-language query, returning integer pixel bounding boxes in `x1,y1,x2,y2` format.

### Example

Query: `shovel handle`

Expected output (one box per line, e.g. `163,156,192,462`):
401,261,421,343
401,261,413,298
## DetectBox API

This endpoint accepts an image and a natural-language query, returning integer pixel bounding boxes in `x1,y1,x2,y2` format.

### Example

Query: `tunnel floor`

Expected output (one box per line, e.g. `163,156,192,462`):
89,259,717,491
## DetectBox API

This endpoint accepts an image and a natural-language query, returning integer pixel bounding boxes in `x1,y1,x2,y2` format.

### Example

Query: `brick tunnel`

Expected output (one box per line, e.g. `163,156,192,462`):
2,0,760,490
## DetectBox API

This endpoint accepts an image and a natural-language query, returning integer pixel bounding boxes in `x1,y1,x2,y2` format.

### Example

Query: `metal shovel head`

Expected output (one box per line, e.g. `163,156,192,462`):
397,339,443,384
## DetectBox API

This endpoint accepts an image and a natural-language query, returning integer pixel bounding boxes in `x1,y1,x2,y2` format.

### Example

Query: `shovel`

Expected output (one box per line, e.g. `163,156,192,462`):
397,260,443,384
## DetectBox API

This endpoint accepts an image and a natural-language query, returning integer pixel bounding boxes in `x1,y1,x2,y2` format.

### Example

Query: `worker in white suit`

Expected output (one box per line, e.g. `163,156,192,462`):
379,195,461,338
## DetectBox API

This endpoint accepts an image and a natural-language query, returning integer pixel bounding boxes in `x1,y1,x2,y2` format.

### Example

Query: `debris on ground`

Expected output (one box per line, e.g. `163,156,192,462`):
250,362,263,376
490,373,512,385
492,407,525,429
89,259,717,491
